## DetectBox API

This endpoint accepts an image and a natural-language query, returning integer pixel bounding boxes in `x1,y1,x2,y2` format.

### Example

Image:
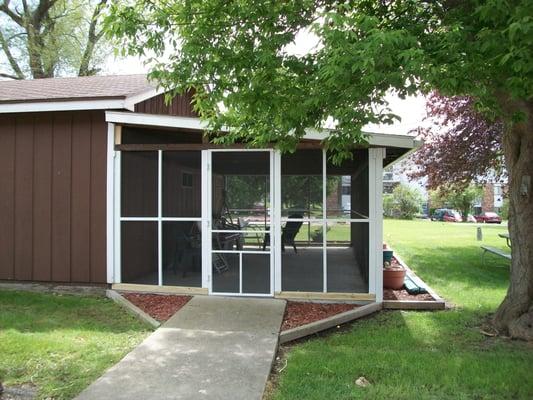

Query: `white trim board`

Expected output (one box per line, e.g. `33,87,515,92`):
106,123,116,284
0,99,128,114
106,111,209,131
0,86,164,114
304,128,422,149
105,111,421,149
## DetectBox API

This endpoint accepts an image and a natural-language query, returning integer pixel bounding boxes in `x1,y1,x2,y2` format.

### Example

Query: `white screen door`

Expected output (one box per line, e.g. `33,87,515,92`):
207,150,274,296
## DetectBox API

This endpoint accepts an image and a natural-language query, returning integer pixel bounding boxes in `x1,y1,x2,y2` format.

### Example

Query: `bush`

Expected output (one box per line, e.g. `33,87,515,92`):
383,194,395,218
383,184,422,219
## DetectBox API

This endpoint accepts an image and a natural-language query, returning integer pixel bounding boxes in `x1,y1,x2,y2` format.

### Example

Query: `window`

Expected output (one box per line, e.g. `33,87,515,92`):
383,172,394,181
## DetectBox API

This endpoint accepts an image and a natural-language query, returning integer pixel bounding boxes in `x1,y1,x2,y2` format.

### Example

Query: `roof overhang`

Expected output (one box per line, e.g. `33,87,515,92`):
304,128,421,150
106,110,207,131
105,111,422,162
0,87,163,114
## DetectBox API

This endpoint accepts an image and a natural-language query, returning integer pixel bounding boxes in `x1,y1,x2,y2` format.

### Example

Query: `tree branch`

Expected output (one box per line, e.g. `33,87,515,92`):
21,0,28,12
79,0,107,76
0,0,24,26
0,28,25,79
0,71,22,79
33,0,59,27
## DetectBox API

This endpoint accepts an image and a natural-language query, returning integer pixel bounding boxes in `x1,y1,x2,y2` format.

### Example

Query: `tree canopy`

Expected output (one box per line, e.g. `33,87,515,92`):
106,0,531,159
410,92,505,190
384,184,422,220
105,0,533,340
0,0,109,79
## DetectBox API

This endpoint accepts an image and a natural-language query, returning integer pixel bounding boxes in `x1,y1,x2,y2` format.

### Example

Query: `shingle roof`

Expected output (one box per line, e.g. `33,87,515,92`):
0,74,155,103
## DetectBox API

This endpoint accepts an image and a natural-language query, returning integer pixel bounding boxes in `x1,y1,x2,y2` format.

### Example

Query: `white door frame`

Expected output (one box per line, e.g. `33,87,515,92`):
369,147,385,302
205,148,276,296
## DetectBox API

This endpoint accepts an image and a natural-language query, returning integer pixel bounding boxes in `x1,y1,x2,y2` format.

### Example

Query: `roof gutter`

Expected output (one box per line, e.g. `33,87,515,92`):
0,98,129,114
0,88,163,114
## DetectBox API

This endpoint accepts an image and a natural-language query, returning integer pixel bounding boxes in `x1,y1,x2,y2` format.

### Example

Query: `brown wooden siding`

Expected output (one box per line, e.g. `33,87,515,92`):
134,91,198,117
0,111,107,284
0,117,15,280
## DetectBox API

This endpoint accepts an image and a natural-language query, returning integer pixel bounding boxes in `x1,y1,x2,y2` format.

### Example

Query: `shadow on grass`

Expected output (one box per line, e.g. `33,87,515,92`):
0,290,148,334
273,309,533,400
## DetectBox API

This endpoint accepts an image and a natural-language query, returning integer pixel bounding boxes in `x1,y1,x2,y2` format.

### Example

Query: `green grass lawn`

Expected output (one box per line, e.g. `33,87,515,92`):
0,291,150,399
271,219,533,400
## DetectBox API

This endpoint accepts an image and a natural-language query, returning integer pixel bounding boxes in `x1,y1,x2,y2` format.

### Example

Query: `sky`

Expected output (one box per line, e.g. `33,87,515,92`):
102,26,428,138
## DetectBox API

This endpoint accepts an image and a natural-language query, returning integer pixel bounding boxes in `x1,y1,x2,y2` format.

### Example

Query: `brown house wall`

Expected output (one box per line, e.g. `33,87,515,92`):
0,111,107,284
134,91,198,117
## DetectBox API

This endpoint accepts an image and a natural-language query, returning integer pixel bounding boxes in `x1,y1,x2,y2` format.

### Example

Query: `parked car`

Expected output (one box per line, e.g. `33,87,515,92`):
443,210,462,222
466,214,477,223
431,208,462,222
474,211,502,224
431,208,446,221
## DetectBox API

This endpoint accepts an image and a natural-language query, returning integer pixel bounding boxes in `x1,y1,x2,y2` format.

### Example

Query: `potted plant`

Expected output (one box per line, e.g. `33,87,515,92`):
383,260,406,290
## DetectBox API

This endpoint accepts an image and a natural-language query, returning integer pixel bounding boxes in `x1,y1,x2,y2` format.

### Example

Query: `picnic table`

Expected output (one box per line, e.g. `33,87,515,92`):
481,231,512,264
498,232,511,248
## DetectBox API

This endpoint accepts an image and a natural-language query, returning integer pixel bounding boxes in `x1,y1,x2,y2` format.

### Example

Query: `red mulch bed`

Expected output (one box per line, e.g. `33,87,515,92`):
122,293,191,322
383,289,435,301
281,301,359,331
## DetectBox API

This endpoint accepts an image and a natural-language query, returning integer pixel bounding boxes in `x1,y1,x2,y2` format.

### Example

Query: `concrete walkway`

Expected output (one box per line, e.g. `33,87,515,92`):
76,296,286,400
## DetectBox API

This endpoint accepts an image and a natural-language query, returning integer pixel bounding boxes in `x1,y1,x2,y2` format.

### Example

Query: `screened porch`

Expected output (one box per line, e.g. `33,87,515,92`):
116,125,373,297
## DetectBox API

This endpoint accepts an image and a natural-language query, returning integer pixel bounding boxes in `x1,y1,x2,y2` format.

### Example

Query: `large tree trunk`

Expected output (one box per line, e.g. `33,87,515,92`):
493,100,533,341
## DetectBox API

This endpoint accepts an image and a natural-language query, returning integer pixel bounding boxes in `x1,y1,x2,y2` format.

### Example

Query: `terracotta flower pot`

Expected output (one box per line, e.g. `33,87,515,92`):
383,267,406,290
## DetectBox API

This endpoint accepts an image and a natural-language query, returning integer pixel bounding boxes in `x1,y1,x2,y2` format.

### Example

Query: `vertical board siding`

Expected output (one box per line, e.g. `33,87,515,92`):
51,112,72,282
89,111,107,283
0,116,16,279
0,111,107,284
32,114,53,281
14,117,34,280
70,113,91,282
134,91,198,117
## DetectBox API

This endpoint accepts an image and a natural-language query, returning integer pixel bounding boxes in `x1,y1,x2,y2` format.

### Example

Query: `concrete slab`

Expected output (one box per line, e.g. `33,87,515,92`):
76,296,286,400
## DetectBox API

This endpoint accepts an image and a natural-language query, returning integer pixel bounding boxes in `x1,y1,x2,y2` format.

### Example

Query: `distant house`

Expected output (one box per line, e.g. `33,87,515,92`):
0,74,420,302
474,182,506,214
383,166,400,194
